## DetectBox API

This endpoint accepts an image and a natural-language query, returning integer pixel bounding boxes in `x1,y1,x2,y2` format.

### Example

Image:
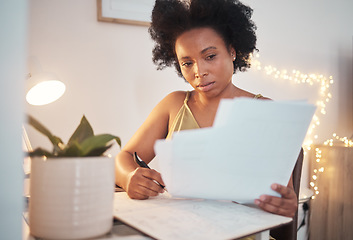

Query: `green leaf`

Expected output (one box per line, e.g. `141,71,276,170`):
80,134,121,156
27,115,64,150
86,144,112,156
67,115,94,146
26,114,121,158
28,147,54,158
59,141,83,157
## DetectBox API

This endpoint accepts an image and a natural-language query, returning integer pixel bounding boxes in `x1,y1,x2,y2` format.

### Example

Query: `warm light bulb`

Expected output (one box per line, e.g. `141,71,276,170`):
26,80,66,106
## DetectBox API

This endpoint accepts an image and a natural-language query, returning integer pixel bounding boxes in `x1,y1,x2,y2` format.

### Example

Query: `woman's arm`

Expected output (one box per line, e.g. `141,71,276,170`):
115,91,185,199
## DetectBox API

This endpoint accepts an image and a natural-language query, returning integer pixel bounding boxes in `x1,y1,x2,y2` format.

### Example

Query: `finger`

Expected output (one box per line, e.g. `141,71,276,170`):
254,183,298,217
257,194,291,209
127,169,161,197
139,178,163,194
152,169,166,187
127,190,149,200
254,198,295,217
127,179,160,199
271,183,296,199
140,169,165,192
134,170,162,192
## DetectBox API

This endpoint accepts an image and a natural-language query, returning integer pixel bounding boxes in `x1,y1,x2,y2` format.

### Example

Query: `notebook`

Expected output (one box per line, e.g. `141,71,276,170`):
113,192,292,240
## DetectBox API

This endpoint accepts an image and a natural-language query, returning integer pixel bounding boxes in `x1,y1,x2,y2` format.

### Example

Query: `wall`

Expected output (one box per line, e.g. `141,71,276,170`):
0,0,28,238
27,0,191,154
27,0,352,153
241,0,353,141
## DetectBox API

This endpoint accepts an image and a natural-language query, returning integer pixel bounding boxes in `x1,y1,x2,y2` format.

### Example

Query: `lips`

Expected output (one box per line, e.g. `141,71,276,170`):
197,81,215,92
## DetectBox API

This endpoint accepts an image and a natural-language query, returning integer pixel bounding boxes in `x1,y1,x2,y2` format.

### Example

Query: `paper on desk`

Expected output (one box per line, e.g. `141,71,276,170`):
113,192,292,240
155,98,316,203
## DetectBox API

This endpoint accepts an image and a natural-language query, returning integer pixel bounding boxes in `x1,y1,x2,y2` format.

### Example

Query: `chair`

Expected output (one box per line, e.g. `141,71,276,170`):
270,149,304,240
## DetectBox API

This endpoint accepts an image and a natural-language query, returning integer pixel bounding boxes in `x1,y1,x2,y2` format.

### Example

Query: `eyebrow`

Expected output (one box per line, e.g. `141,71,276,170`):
179,46,217,61
201,46,217,54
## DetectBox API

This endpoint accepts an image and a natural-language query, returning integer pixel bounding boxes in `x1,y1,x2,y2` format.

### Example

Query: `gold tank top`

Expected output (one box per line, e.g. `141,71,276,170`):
166,91,263,139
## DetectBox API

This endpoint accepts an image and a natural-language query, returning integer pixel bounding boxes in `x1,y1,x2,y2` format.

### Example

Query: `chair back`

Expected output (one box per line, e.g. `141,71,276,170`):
270,149,304,240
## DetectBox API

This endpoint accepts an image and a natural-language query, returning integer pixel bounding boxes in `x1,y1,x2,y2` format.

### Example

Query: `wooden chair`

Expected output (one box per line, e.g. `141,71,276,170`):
270,149,304,240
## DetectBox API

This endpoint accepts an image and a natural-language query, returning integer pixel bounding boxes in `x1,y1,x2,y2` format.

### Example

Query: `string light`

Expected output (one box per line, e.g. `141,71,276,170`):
250,55,353,200
250,54,334,152
310,147,323,199
249,54,353,201
309,133,353,199
323,133,353,147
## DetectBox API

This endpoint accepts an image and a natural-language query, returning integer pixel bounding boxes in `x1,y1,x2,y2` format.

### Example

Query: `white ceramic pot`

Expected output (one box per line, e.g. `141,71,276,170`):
29,156,115,240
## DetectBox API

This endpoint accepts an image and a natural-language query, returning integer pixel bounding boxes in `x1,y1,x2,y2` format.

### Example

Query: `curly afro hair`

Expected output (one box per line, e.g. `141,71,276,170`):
149,0,257,78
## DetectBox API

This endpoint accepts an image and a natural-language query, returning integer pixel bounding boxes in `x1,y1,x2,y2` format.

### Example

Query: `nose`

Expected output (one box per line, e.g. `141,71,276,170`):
194,62,208,79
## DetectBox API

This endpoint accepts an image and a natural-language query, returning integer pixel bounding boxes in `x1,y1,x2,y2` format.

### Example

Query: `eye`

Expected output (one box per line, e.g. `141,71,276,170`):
206,54,216,61
181,62,193,67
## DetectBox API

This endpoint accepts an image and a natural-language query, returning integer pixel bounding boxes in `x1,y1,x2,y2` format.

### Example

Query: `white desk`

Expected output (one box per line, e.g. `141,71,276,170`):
23,215,271,240
23,192,291,240
23,214,150,240
113,192,291,240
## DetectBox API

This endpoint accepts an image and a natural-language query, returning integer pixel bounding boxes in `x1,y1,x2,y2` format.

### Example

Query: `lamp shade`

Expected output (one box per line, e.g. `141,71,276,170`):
26,72,66,106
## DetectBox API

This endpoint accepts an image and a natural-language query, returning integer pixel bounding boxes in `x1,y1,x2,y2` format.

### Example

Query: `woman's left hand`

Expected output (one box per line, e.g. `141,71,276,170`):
254,183,298,218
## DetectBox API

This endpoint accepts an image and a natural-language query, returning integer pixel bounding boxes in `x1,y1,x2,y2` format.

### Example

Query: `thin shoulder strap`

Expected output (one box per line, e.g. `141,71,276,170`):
254,94,263,99
184,91,191,103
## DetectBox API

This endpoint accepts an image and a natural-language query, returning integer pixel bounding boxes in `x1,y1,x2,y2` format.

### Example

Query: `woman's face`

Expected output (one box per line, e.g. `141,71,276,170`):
175,27,235,97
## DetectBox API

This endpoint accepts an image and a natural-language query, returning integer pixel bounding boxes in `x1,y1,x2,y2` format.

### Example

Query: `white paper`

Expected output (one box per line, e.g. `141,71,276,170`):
113,192,292,240
155,98,316,203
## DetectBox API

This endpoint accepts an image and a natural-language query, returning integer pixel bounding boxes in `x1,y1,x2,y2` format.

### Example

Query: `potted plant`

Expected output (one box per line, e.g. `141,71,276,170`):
27,115,121,240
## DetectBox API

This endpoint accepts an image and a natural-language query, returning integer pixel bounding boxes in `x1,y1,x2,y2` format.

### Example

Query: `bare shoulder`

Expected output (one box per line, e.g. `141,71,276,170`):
163,91,188,102
158,91,188,109
236,88,272,100
157,91,188,122
147,91,188,118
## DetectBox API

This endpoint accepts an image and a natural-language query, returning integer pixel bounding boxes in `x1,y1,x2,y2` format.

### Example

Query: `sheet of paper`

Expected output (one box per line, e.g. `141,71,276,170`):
113,192,292,240
155,98,316,203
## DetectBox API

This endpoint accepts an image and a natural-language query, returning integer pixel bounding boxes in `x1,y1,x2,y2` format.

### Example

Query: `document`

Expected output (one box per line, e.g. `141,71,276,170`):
113,192,292,240
155,98,316,203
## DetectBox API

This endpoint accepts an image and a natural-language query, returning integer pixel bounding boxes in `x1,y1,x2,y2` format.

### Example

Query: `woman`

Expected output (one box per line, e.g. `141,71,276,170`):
115,0,297,219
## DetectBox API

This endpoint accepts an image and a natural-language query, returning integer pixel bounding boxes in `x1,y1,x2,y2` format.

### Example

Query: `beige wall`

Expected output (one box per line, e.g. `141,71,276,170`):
27,0,352,154
27,0,191,154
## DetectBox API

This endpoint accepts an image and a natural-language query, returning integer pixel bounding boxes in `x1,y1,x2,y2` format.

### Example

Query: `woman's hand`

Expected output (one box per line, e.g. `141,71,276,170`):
254,183,298,218
125,167,165,200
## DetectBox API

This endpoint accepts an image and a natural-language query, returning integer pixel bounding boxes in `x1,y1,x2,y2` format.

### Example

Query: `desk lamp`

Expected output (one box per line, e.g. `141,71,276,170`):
26,72,65,106
26,57,66,106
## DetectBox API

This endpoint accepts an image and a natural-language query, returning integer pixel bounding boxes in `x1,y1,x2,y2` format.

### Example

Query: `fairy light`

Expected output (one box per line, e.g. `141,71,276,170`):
310,147,324,199
324,133,353,147
310,133,353,198
250,55,353,200
250,54,334,152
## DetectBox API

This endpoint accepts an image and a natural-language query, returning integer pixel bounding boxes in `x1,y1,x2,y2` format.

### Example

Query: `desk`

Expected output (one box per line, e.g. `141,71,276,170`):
23,216,150,240
23,192,291,240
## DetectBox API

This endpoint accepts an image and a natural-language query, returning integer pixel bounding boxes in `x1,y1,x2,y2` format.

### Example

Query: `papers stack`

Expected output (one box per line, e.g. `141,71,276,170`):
155,98,316,203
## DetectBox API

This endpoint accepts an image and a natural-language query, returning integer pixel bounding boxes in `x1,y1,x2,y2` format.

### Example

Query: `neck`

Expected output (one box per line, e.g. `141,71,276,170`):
193,84,240,106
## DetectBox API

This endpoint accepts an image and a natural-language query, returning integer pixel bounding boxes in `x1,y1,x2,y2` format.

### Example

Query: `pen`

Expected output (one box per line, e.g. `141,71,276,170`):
133,152,166,189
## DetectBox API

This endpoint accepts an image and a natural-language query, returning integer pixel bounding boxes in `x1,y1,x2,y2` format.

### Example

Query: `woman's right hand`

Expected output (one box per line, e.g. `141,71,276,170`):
125,167,165,200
